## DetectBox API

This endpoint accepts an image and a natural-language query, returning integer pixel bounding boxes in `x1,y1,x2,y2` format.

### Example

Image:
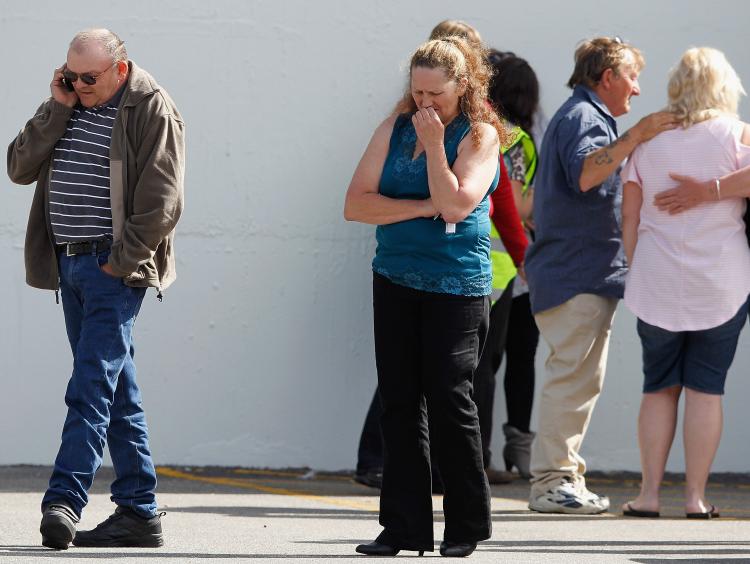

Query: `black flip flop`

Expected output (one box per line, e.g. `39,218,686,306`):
686,504,720,519
623,503,660,518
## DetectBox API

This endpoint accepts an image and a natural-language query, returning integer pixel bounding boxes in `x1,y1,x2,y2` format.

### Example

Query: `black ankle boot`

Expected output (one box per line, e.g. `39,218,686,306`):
72,506,164,548
502,423,535,479
439,541,477,557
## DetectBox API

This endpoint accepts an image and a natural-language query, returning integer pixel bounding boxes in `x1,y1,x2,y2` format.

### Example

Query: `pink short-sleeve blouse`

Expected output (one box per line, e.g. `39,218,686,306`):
622,116,750,331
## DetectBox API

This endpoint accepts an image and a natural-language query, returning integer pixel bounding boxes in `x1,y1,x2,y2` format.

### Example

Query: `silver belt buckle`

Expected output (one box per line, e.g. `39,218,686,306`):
66,243,75,257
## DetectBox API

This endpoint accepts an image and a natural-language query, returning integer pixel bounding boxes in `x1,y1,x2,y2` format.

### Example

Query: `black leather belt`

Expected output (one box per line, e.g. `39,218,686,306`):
59,239,112,256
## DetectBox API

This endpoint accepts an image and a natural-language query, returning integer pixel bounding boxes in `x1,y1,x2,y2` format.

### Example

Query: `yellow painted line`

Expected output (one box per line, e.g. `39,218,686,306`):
156,467,378,512
231,468,351,481
232,468,309,479
587,478,640,486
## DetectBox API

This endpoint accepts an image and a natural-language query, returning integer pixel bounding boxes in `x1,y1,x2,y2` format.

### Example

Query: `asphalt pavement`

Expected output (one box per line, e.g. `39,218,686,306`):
1,465,749,563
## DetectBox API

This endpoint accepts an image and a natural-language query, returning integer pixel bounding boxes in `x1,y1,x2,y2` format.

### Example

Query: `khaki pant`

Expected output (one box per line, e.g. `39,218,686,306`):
529,293,618,498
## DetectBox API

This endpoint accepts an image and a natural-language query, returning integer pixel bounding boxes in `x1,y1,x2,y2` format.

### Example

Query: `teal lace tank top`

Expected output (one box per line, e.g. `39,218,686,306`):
372,113,499,296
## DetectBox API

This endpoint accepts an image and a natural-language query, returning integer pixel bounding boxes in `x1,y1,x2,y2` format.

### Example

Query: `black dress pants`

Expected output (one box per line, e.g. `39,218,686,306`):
473,279,515,467
503,292,539,432
356,390,383,474
373,273,492,549
356,387,445,490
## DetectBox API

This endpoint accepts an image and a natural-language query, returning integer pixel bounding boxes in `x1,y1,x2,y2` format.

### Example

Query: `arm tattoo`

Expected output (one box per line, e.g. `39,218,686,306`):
589,130,631,166
593,150,613,165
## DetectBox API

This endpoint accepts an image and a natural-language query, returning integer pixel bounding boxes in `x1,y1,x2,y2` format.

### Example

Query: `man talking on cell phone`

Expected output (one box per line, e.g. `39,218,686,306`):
7,28,184,550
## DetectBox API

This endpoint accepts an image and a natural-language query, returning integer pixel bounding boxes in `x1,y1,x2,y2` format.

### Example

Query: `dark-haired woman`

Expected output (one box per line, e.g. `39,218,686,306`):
484,50,541,479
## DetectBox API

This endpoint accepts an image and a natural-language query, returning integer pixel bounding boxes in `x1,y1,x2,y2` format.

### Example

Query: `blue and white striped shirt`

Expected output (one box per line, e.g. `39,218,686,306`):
49,88,124,243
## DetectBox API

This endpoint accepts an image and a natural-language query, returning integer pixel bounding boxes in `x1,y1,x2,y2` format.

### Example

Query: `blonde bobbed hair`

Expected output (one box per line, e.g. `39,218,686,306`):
667,47,745,128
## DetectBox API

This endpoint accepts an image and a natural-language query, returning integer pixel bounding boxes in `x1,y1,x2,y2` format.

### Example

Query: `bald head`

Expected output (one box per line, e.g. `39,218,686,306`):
70,28,127,63
65,28,129,108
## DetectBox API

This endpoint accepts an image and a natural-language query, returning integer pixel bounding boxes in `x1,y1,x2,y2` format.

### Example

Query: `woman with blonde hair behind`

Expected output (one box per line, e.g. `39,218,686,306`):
429,19,483,49
345,36,505,556
620,47,750,519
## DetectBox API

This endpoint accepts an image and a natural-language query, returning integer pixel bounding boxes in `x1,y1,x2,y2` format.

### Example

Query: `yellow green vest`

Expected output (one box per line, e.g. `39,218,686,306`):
490,126,537,300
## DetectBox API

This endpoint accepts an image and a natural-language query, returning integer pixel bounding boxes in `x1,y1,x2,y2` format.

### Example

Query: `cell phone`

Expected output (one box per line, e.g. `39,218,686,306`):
59,65,74,92
61,75,74,92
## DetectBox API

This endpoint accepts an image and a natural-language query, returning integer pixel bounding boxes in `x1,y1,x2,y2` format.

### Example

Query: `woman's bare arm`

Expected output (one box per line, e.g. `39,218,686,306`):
413,108,499,224
344,115,436,225
622,181,643,266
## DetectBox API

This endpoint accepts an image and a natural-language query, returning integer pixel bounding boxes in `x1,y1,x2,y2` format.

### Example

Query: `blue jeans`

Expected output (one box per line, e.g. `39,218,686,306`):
42,249,157,518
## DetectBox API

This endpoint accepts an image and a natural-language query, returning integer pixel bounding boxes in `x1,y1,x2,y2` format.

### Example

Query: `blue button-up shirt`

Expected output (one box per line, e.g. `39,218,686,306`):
525,85,626,314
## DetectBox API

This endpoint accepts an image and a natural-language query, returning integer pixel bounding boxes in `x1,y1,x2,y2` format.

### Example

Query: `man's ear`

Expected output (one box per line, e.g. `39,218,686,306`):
116,60,128,78
599,67,615,90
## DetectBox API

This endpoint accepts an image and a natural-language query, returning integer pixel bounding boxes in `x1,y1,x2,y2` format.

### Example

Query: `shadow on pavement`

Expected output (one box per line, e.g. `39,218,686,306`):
164,505,375,519
164,504,642,522
0,547,363,559
4,466,750,520
478,539,750,556
300,539,750,559
4,540,748,560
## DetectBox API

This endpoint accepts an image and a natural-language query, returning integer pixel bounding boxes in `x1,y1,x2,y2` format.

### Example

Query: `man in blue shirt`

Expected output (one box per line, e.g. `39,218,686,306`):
524,37,677,514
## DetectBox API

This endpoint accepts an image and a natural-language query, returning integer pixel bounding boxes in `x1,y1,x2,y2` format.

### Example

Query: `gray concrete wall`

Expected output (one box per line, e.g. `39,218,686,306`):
1,0,749,472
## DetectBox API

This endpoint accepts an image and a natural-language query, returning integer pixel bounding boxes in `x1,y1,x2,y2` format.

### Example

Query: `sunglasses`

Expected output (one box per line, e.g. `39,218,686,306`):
62,63,115,86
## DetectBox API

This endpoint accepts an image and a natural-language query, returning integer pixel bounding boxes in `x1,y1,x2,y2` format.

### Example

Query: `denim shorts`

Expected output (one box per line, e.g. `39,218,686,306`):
637,298,749,395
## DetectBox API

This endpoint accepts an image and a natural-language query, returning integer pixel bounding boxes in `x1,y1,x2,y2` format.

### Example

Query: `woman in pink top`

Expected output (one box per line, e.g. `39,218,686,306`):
620,47,750,519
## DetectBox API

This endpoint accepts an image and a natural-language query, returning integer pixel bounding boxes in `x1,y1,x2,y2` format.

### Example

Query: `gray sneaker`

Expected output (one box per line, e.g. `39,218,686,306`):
528,478,609,514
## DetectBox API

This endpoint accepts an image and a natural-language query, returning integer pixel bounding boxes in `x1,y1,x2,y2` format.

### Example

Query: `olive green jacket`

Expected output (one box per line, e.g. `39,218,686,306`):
7,61,185,293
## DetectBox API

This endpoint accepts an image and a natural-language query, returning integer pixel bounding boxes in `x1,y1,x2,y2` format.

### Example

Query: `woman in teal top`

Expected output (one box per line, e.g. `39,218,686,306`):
345,36,506,558
372,111,497,296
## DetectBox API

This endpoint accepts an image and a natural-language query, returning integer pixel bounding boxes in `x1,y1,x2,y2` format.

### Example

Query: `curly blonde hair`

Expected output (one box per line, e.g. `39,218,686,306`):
667,47,745,128
395,37,509,148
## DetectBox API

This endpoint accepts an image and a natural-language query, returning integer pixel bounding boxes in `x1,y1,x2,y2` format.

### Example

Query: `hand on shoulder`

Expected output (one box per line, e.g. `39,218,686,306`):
633,111,680,144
